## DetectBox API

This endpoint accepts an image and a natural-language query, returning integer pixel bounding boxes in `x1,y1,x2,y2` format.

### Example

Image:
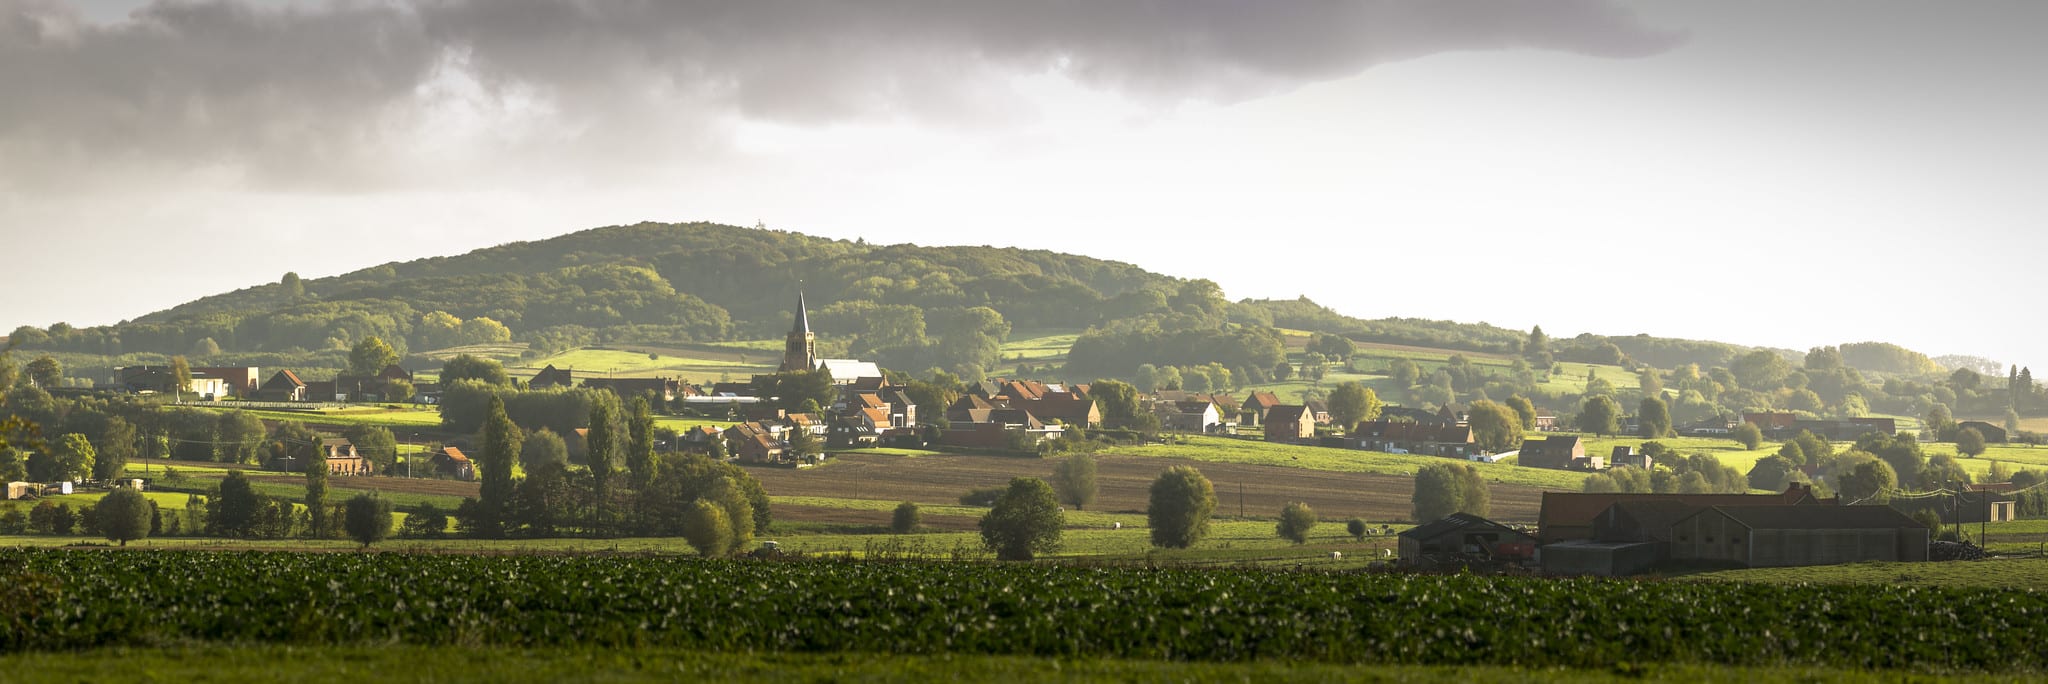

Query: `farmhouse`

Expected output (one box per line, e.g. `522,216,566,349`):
429,446,474,481
1263,405,1316,444
1240,391,1282,426
1517,435,1588,471
322,438,372,476
529,364,574,389
1398,513,1537,569
1156,400,1223,433
1668,505,1928,567
251,370,308,402
1353,420,1474,457
191,366,263,395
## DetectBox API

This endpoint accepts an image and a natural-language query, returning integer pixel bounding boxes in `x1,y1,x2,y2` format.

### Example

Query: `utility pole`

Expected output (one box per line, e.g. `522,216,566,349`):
1238,482,1245,518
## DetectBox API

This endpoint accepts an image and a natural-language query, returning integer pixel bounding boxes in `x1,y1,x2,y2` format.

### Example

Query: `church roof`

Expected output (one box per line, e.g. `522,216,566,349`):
792,290,811,336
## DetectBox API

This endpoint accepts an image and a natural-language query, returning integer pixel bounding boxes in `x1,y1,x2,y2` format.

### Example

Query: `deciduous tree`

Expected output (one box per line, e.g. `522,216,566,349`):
1578,395,1620,436
1956,427,1987,458
979,477,1064,561
1147,466,1216,549
891,501,921,534
1326,382,1381,431
1466,400,1523,453
475,395,518,538
1638,396,1673,438
348,337,400,378
96,487,151,546
1051,453,1097,511
344,493,393,549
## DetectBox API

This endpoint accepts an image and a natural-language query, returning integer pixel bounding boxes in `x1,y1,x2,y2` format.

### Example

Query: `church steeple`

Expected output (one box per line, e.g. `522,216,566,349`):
781,288,816,372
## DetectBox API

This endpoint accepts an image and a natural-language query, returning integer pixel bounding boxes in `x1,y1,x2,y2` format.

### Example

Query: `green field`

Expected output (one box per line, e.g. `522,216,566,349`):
1101,435,1588,489
999,330,1081,364
1689,557,2048,588
0,645,1964,684
191,405,447,428
9,549,2048,675
517,344,776,381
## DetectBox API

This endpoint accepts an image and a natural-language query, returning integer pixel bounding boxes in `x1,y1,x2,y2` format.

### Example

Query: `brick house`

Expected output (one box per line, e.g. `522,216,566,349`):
1264,405,1316,444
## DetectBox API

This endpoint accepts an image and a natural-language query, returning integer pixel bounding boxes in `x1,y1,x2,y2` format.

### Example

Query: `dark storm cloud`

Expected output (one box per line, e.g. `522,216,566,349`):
0,0,1682,184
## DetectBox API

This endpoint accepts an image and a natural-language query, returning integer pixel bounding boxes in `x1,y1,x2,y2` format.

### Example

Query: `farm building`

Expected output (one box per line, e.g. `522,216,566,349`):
6,481,35,500
1668,505,1928,567
1397,513,1537,569
1956,421,2008,443
1517,435,1587,471
322,439,372,476
1889,491,2016,524
251,370,309,402
429,447,474,481
1539,540,1662,577
1536,484,1824,544
529,365,574,389
1263,405,1316,444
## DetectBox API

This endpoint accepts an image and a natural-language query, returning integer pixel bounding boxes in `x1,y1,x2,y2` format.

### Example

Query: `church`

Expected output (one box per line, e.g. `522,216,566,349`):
780,290,881,384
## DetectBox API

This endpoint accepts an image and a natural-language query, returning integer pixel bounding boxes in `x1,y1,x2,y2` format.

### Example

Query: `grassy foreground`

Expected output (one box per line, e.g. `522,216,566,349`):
0,646,2013,683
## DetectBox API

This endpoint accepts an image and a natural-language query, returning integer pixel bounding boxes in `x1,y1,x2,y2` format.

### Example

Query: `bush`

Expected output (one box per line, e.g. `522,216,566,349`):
1276,502,1317,544
891,502,921,534
1346,518,1368,542
95,488,152,547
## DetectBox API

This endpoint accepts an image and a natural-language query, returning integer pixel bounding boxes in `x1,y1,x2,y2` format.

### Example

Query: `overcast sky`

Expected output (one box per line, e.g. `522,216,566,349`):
3,1,2043,366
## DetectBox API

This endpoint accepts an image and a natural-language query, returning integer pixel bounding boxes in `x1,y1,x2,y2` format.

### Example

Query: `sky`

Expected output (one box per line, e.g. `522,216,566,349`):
2,0,2043,367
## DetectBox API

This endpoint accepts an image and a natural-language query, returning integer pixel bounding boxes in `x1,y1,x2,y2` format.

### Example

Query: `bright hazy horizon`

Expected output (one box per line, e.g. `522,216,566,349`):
3,1,2043,366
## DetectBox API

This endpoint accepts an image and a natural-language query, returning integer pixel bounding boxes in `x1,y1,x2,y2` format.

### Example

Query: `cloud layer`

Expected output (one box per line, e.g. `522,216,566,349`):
0,0,1682,189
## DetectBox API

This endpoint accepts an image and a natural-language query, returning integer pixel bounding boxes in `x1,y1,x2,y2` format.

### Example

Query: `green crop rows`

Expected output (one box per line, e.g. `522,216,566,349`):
6,549,2046,673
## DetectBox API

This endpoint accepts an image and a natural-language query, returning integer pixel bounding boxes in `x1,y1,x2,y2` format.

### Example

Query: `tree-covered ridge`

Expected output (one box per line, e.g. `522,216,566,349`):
14,222,1177,365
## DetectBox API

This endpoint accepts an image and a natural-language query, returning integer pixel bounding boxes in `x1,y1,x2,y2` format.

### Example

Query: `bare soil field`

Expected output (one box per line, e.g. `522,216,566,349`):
746,453,1542,524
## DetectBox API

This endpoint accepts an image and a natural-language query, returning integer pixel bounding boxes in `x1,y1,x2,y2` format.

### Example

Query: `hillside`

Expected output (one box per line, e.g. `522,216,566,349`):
8,220,1997,419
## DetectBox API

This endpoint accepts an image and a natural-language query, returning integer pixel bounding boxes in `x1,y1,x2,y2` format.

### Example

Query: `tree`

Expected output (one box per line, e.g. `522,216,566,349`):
96,487,151,546
1388,358,1420,389
1346,518,1368,542
45,433,94,482
213,410,266,464
1638,396,1673,438
25,355,61,389
1272,361,1293,381
1147,466,1216,549
787,430,824,462
280,271,305,300
586,400,617,534
1325,382,1381,431
1578,395,1620,436
1276,501,1317,544
441,354,511,387
1525,325,1549,360
212,470,263,538
343,493,394,549
92,417,136,481
1746,455,1801,492
191,337,223,357
1466,400,1523,453
891,501,921,534
348,337,401,378
683,499,733,557
1505,395,1538,431
171,356,192,399
1921,453,1971,488
626,397,657,488
521,428,569,470
305,440,328,538
475,395,518,538
1412,462,1489,522
1956,427,1987,458
1732,422,1764,450
1925,404,1955,441
978,477,1064,561
1091,379,1157,433
1050,453,1098,511
1836,458,1898,504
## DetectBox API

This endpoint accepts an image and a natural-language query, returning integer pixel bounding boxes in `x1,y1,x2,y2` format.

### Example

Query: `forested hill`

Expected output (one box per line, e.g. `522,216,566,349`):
8,221,1948,389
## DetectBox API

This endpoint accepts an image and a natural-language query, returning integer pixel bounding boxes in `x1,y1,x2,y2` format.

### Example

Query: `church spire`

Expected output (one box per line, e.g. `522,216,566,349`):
792,289,811,336
781,285,816,372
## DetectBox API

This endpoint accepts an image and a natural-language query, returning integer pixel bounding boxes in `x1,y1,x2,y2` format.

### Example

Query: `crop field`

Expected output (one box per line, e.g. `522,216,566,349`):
998,330,1080,363
747,451,1545,523
6,549,2046,675
188,405,447,428
1688,557,2048,589
1099,435,1586,491
515,345,774,381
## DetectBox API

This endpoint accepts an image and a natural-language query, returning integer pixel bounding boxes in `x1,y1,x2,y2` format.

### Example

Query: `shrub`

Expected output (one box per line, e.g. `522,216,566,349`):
891,501,921,534
1276,502,1317,544
1148,466,1216,549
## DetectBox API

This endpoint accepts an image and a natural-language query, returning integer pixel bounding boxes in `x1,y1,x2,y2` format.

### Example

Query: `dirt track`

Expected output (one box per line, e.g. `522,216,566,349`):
745,453,1541,524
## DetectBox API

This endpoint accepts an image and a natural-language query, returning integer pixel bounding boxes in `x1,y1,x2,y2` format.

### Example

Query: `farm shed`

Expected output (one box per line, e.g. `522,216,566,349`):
1539,540,1661,577
1398,513,1537,569
1889,491,2016,524
6,481,35,500
1669,505,1928,568
1536,484,1823,544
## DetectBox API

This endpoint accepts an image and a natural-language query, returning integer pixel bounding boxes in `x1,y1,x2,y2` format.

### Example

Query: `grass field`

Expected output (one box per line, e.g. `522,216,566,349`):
1100,435,1588,490
999,330,1081,364
189,405,447,428
517,345,775,382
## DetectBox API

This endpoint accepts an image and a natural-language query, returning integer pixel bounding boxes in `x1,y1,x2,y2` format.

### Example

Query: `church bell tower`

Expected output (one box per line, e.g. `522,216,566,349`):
780,289,816,372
